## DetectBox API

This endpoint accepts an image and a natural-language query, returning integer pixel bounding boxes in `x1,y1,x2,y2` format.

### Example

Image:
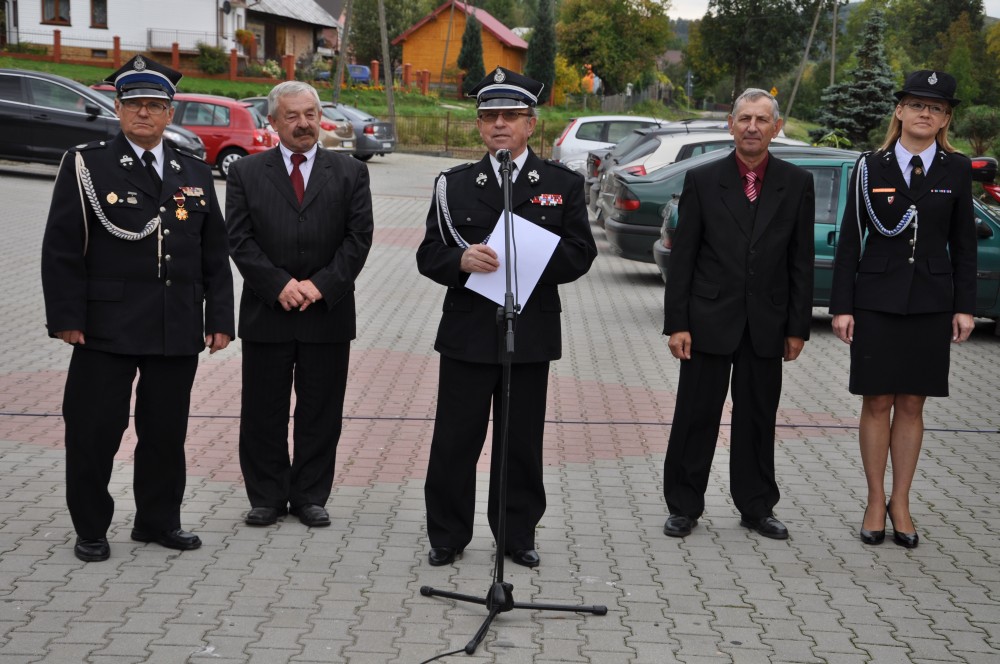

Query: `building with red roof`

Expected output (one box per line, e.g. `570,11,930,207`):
392,0,528,89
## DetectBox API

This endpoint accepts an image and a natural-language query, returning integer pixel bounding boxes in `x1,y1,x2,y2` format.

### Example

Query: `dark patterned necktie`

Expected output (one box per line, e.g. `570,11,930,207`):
744,170,758,202
291,153,306,204
142,151,161,194
909,155,924,191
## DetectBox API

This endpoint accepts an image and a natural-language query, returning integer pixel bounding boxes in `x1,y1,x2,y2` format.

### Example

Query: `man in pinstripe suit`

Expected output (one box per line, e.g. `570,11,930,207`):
226,81,373,528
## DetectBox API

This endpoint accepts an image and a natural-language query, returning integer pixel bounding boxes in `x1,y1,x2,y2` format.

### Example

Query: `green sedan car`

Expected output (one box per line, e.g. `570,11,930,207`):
646,147,1000,334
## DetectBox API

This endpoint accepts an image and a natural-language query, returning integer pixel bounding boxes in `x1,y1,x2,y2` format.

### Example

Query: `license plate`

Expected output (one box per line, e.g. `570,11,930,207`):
343,141,354,148
382,142,392,149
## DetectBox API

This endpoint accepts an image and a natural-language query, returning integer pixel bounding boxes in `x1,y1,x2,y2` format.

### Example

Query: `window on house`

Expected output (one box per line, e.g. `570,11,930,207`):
42,0,71,25
91,0,108,28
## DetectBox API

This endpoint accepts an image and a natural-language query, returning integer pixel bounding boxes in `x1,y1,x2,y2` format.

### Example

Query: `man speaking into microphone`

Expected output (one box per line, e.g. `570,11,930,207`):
416,67,596,568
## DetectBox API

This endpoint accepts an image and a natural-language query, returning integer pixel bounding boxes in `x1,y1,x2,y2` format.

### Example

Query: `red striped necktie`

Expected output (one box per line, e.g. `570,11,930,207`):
744,170,758,202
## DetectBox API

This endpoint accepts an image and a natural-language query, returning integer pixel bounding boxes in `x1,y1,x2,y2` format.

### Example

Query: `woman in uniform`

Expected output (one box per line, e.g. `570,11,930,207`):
829,70,977,548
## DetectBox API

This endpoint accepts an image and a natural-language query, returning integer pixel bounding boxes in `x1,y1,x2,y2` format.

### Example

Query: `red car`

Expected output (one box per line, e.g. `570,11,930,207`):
171,93,276,177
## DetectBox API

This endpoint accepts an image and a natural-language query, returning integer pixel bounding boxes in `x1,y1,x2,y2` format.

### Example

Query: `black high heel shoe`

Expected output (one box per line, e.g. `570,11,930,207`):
859,504,886,545
887,500,919,548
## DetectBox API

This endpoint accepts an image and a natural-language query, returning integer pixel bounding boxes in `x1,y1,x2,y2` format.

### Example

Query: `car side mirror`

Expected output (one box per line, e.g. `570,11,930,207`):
84,103,102,117
976,218,994,239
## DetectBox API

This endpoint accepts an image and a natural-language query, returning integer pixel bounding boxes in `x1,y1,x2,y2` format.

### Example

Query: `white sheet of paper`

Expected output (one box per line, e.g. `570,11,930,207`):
465,212,560,311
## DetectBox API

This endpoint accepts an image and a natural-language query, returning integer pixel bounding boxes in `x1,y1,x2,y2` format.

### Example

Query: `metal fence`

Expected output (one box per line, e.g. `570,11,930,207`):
394,114,554,160
148,29,227,51
6,29,145,55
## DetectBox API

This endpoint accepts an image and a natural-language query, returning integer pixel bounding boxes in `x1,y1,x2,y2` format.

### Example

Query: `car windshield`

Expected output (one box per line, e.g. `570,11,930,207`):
246,106,268,129
321,106,349,122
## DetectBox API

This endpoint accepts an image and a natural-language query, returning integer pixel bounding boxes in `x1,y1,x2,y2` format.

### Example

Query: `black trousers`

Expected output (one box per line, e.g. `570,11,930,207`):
663,326,782,520
239,340,349,510
63,347,198,539
425,356,549,552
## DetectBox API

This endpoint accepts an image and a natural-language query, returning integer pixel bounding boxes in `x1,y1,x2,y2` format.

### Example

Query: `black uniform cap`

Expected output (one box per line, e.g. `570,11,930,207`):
467,66,544,110
105,55,182,101
894,70,960,107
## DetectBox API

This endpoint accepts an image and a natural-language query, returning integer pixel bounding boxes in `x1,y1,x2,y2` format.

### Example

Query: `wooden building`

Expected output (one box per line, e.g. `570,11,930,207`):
392,1,528,86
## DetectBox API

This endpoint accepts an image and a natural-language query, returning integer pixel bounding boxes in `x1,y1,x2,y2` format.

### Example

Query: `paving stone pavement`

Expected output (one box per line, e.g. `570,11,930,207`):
0,153,998,664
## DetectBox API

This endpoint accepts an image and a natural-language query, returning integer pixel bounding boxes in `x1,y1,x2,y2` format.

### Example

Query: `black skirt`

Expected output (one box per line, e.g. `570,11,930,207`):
849,308,952,397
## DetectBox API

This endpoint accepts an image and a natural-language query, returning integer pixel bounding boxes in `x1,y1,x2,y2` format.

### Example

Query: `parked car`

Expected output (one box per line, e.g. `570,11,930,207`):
973,155,1000,208
552,114,666,173
172,93,276,177
327,102,395,161
586,121,729,214
650,147,1000,332
0,69,204,165
347,64,371,84
240,96,355,154
594,132,808,231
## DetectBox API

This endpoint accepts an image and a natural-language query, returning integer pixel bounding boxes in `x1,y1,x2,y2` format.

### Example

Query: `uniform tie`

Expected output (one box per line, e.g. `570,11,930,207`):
909,155,924,191
142,151,161,194
290,153,306,204
744,170,758,202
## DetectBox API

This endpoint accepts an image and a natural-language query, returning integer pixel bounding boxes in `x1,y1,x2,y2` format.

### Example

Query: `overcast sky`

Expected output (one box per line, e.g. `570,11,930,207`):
669,0,1000,21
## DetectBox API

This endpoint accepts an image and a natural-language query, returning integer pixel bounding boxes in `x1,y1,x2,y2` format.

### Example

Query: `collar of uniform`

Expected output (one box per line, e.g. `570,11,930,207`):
489,149,529,184
894,139,937,179
125,138,164,176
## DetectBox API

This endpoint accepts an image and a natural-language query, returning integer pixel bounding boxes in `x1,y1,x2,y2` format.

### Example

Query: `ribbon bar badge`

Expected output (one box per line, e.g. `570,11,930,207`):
531,194,563,206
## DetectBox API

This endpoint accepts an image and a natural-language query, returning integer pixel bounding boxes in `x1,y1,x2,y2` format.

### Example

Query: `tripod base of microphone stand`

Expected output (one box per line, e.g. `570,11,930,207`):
420,582,608,654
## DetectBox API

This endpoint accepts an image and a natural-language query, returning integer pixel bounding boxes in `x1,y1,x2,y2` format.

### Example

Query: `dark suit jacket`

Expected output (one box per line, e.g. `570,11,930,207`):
416,149,597,364
829,147,976,316
41,132,234,355
663,151,815,358
226,146,373,343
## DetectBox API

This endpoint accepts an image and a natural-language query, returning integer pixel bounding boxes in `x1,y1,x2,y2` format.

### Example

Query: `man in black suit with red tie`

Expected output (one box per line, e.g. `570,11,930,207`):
226,81,373,528
661,88,815,540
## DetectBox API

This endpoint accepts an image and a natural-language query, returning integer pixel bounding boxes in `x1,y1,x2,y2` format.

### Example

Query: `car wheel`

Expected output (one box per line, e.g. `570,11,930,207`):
217,148,247,177
354,153,373,161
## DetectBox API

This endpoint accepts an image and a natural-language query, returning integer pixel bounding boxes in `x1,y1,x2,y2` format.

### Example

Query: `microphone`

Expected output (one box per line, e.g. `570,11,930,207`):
496,149,512,162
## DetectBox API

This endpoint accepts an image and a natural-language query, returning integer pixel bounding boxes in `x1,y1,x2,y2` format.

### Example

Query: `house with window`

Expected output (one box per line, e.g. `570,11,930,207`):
2,0,340,65
392,0,528,86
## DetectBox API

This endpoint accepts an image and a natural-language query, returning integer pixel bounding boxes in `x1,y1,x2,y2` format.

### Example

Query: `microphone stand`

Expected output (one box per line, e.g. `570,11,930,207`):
421,149,607,655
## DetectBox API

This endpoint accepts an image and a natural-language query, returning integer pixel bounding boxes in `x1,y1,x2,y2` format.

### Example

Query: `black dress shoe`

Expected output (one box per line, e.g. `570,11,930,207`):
131,528,202,550
428,546,461,566
508,549,541,568
663,514,696,537
860,504,886,545
291,504,331,527
74,537,110,562
740,515,789,540
245,506,288,526
887,501,918,548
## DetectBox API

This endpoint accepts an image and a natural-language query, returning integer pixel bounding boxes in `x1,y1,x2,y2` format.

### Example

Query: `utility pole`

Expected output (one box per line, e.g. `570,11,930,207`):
830,0,838,86
332,0,353,103
785,0,824,119
378,0,395,124
439,0,457,88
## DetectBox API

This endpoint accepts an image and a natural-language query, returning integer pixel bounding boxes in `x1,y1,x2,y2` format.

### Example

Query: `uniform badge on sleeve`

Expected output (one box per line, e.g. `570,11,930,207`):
531,194,563,206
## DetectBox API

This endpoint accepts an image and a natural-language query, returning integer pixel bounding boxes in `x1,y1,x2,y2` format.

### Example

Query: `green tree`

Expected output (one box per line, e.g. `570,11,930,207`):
350,0,427,72
815,8,896,147
524,0,555,104
557,0,672,94
682,20,725,99
697,0,811,100
954,105,1000,155
458,11,486,95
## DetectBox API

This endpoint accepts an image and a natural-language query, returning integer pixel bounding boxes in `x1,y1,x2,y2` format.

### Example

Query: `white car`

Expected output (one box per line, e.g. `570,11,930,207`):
552,114,665,173
614,130,807,177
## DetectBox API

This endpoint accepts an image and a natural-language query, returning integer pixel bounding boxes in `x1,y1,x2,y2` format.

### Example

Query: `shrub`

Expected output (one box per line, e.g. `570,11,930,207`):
196,42,228,75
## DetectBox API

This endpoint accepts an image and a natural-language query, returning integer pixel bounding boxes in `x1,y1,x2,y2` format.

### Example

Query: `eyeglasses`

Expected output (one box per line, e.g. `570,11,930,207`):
477,110,532,123
903,101,948,116
121,99,171,116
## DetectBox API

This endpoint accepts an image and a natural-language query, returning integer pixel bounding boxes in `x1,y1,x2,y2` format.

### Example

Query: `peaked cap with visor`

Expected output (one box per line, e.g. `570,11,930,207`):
468,66,544,110
105,55,182,101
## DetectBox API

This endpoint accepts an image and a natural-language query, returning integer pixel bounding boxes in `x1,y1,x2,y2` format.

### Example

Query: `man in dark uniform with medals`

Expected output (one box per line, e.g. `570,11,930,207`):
41,56,234,562
416,67,597,568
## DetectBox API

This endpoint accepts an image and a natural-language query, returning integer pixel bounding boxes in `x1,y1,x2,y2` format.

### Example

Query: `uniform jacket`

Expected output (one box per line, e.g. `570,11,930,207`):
829,146,976,316
226,145,373,343
416,149,597,364
663,151,815,358
41,132,234,356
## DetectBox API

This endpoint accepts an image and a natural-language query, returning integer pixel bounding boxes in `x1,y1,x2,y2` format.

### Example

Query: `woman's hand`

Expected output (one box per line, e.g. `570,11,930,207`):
832,314,854,344
952,313,974,343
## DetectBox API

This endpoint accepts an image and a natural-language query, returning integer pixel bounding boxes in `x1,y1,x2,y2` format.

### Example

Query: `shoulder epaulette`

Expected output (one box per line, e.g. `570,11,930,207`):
72,140,108,152
173,147,205,162
441,162,475,176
